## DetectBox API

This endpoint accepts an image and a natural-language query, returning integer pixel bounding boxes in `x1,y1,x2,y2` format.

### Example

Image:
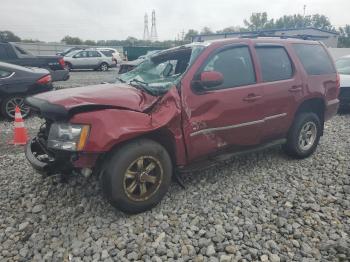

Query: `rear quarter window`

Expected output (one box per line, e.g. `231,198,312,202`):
293,44,335,75
0,69,12,78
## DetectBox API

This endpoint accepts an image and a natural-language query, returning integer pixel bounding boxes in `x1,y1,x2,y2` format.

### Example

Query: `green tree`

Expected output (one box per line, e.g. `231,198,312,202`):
184,29,199,41
200,27,213,34
244,12,274,31
61,35,83,45
338,25,350,47
0,30,21,42
216,26,241,34
84,40,96,45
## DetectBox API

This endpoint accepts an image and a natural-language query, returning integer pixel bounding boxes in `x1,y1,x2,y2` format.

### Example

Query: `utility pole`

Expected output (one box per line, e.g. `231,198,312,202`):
303,5,306,17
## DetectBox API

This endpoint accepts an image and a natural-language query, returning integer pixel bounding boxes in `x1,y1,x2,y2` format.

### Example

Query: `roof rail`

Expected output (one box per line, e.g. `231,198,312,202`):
239,33,328,41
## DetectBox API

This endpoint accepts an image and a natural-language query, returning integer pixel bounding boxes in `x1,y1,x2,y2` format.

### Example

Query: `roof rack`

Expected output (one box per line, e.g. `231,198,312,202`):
239,32,329,40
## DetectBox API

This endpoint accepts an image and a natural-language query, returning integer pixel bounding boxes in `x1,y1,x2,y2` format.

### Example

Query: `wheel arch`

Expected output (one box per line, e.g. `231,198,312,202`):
294,97,326,135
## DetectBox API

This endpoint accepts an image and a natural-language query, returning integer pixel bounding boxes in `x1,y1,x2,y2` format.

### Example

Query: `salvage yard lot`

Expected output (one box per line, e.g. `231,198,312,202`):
0,70,349,261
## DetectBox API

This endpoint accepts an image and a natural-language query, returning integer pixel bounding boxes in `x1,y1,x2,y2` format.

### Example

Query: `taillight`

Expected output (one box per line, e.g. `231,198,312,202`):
37,74,52,84
336,73,340,89
59,57,65,68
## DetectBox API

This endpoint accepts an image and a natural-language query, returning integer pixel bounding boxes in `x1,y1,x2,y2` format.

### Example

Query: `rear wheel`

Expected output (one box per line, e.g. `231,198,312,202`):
283,112,321,158
99,62,109,72
101,139,172,214
0,96,31,120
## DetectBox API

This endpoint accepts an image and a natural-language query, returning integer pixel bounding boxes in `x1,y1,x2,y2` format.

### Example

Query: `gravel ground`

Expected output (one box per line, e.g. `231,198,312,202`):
0,72,349,261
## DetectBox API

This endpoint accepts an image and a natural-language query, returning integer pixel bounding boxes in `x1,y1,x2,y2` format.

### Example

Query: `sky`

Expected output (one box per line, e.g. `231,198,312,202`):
1,0,349,42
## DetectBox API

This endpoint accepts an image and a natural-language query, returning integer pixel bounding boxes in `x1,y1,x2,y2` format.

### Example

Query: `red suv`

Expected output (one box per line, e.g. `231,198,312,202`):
25,37,339,213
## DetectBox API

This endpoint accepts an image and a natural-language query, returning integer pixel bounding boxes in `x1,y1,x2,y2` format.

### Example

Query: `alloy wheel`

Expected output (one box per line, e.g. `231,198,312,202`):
5,97,30,119
123,156,163,202
298,121,317,151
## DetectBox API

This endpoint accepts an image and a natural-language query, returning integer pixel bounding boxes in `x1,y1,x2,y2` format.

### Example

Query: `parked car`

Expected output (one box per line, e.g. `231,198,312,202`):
25,37,339,213
96,48,121,65
56,47,83,57
0,62,53,119
0,41,69,81
335,55,350,109
63,49,115,71
119,50,160,74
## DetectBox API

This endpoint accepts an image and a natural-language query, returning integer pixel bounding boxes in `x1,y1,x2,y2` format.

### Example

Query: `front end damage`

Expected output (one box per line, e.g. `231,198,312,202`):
24,86,184,178
25,121,99,177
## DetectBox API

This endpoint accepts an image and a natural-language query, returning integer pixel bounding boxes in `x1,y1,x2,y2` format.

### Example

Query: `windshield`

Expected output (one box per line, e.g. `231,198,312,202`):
336,58,350,75
118,45,205,96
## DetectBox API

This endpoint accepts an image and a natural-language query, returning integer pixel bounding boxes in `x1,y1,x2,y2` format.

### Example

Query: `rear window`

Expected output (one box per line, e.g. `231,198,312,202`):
256,46,293,82
293,44,335,75
100,50,113,57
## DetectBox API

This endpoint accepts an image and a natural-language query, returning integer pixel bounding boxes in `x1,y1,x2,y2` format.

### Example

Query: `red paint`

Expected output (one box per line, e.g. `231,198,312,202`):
37,38,339,169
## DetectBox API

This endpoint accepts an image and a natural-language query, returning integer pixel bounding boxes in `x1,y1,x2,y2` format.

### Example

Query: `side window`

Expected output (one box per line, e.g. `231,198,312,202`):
0,46,8,59
88,51,101,57
75,51,88,58
202,46,256,89
0,69,12,78
293,44,336,75
256,46,293,82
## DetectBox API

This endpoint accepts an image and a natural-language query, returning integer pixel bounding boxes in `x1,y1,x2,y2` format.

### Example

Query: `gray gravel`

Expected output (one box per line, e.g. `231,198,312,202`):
0,71,350,261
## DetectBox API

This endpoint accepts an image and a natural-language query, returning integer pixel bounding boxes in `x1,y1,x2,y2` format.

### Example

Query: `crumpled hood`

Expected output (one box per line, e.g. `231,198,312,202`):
33,83,158,112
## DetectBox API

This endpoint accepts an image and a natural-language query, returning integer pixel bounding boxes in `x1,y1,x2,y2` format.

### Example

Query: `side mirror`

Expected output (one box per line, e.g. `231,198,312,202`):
193,71,223,91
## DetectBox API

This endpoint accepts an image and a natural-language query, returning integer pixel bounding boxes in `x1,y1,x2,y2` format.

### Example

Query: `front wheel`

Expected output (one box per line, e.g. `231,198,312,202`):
101,139,172,214
283,112,321,159
1,96,31,120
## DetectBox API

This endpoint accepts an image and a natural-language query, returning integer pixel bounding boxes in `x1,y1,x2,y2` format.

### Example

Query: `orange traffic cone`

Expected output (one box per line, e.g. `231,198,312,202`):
11,106,28,145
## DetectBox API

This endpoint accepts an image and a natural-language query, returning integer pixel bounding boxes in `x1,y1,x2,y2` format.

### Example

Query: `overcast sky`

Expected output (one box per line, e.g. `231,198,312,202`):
1,0,349,42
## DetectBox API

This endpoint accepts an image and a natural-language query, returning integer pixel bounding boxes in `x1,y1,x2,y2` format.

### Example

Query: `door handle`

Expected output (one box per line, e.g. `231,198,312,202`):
289,85,303,92
243,94,262,102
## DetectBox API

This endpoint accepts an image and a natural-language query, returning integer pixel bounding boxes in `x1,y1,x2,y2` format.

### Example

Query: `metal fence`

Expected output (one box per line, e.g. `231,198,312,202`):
14,42,123,56
13,42,350,60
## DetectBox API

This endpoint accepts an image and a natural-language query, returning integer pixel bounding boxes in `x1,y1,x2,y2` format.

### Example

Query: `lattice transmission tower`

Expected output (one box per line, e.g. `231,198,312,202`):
143,13,150,41
150,10,158,42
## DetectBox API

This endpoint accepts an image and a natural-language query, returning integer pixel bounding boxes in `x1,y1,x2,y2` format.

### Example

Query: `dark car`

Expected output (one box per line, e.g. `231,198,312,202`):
0,62,53,119
26,37,339,213
0,42,69,81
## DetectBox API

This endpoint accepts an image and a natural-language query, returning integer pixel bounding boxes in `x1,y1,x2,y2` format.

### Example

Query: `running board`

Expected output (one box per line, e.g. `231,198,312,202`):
179,139,286,173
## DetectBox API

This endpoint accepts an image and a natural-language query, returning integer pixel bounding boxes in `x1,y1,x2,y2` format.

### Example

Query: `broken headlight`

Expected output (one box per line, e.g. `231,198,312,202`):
47,123,90,151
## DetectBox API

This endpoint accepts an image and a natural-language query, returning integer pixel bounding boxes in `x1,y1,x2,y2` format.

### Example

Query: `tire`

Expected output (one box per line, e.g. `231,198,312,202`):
0,96,31,120
99,62,109,72
101,139,172,214
65,62,72,71
283,112,321,159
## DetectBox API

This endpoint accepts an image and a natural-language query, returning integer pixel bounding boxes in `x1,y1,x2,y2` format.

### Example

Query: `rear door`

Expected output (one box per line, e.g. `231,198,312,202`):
88,51,103,67
182,44,265,162
254,44,303,142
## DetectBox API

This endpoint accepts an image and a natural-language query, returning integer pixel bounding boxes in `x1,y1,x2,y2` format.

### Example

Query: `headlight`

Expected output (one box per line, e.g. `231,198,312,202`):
48,123,90,151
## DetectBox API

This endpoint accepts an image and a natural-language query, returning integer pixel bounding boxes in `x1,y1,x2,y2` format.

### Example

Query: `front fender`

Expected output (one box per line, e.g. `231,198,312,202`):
70,109,154,152
70,86,186,165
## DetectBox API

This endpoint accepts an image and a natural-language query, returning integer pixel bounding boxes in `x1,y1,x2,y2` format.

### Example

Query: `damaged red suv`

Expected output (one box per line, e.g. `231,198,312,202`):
25,37,339,213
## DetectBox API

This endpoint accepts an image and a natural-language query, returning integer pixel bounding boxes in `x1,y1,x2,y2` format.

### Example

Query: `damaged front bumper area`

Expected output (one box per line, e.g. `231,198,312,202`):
25,128,100,176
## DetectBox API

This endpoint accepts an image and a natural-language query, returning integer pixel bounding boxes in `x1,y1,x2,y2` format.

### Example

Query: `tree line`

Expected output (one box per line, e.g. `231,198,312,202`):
1,12,350,47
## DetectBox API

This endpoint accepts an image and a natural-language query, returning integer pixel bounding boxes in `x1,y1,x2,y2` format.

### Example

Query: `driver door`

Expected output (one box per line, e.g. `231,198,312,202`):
181,44,265,162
